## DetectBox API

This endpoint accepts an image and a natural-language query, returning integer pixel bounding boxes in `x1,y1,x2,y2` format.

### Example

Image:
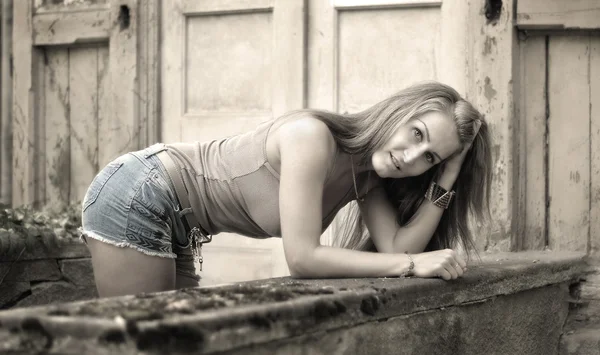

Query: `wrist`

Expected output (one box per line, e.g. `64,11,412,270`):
395,253,415,277
437,167,459,190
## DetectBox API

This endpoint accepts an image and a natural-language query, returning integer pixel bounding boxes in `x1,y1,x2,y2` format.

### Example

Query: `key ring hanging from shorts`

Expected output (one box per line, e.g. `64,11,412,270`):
190,227,212,271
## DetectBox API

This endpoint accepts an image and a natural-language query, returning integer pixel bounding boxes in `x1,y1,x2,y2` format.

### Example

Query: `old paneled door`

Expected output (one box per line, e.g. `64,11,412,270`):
161,0,305,285
516,0,600,254
12,0,155,209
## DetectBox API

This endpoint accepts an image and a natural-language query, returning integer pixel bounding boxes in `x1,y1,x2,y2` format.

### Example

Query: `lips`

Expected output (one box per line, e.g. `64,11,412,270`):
390,152,401,170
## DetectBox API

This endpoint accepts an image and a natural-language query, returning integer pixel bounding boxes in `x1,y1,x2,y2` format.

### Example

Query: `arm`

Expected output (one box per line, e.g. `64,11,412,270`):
278,117,413,278
360,168,460,255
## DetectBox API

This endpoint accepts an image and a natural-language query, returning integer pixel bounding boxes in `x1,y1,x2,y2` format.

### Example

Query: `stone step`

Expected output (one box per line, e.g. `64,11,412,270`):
560,324,600,355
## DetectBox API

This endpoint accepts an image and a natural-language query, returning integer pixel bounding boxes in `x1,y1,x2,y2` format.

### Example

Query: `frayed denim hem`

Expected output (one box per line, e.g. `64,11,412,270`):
78,227,177,259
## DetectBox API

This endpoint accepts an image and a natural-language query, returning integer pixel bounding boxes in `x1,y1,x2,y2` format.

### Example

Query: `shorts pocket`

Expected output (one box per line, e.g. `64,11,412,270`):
82,161,124,212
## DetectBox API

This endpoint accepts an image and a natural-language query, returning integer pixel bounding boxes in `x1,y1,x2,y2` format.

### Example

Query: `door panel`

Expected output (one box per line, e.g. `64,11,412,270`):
518,33,600,254
338,7,440,113
12,0,142,209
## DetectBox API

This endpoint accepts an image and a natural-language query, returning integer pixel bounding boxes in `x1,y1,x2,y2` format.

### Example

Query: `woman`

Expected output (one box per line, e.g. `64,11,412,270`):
80,81,492,297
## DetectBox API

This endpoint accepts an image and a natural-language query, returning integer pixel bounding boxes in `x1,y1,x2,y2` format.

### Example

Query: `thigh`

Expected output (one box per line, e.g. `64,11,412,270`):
85,236,176,297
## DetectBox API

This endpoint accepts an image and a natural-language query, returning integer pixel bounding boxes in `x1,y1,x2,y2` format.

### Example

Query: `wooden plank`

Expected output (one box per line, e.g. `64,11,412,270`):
519,36,547,250
307,0,336,110
438,0,469,96
517,0,600,30
181,0,273,15
547,35,590,252
12,0,36,207
44,49,70,209
137,0,160,147
463,0,516,251
33,0,107,13
160,0,183,143
33,9,110,46
102,0,139,164
272,0,305,117
69,47,98,204
96,45,111,168
1,0,13,205
334,0,441,9
589,37,600,257
34,47,45,208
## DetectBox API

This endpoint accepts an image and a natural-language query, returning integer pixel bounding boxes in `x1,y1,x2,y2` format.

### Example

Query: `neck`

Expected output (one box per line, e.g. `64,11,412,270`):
344,152,372,175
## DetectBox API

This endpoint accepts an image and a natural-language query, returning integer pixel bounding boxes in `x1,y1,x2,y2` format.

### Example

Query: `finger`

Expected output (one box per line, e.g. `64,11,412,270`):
453,254,468,270
444,262,459,279
438,268,452,281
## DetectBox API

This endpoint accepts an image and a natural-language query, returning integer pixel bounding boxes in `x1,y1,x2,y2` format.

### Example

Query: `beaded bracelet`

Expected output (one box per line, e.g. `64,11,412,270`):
403,252,415,277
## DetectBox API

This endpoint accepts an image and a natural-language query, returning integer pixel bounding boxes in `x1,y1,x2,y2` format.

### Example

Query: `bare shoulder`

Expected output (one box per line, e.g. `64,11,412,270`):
267,113,337,174
278,114,335,147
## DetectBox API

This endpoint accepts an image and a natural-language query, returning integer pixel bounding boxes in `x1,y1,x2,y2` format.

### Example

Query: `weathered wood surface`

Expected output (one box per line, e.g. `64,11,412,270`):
69,47,100,204
517,0,600,30
591,37,600,257
12,0,36,207
102,0,139,166
10,0,150,209
548,36,591,252
465,0,516,251
0,0,13,206
333,0,442,9
518,35,547,250
44,49,70,209
33,9,110,46
137,0,160,147
337,6,440,113
272,0,305,118
181,0,273,14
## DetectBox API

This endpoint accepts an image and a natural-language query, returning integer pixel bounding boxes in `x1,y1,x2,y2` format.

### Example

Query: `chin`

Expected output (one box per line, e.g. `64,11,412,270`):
371,153,396,178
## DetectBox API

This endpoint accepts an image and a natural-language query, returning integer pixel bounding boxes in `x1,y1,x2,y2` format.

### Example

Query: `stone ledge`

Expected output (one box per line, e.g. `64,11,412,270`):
0,234,89,262
0,251,589,354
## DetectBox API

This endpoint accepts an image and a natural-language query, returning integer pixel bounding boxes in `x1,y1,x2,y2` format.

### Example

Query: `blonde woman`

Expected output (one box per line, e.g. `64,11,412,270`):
80,81,492,297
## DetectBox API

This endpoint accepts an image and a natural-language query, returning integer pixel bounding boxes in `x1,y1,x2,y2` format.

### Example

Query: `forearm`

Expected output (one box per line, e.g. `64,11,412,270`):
289,245,412,278
392,169,459,254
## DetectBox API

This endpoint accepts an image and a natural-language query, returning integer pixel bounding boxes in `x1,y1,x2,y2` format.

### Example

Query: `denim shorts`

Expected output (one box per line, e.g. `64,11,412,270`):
80,143,199,280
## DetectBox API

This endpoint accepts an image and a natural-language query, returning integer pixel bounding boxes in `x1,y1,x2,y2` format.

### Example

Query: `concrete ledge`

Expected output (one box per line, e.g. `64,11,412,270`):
0,251,589,354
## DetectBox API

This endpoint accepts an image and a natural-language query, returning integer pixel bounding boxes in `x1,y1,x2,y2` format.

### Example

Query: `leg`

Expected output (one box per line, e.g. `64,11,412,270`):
174,244,201,289
85,237,176,298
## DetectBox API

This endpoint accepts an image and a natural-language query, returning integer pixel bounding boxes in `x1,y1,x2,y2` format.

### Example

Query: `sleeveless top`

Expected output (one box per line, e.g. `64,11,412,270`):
164,118,356,238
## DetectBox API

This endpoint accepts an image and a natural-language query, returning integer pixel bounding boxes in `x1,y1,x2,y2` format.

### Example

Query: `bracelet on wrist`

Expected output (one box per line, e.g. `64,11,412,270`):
425,181,455,209
402,252,414,277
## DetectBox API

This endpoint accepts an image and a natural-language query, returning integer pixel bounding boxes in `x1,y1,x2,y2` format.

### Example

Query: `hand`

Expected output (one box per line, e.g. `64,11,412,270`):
410,249,467,280
444,120,482,175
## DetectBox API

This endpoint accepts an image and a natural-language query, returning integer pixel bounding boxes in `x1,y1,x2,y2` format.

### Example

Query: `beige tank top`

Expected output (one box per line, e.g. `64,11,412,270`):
165,118,355,238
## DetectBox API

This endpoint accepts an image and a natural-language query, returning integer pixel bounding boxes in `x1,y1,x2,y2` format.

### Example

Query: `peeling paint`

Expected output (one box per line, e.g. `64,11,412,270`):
484,77,497,101
569,171,581,184
483,36,497,56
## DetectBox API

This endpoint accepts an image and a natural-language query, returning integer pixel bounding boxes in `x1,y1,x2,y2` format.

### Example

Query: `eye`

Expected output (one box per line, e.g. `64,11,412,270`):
413,128,422,141
425,152,435,164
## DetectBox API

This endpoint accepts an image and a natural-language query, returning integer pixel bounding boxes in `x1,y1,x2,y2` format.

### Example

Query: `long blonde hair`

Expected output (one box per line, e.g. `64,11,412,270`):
289,81,492,256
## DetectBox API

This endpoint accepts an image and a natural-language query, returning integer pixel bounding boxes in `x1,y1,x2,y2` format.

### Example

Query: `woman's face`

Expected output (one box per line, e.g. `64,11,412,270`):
371,111,461,178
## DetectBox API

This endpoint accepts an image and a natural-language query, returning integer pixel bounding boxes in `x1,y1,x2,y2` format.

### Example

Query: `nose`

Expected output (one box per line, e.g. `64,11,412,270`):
402,146,424,164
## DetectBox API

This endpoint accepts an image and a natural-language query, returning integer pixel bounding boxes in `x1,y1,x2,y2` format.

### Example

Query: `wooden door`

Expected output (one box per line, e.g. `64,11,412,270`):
516,0,600,254
11,0,156,210
161,0,305,285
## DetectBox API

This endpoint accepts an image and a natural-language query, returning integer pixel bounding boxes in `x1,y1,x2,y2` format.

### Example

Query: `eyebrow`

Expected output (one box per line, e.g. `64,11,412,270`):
415,118,443,162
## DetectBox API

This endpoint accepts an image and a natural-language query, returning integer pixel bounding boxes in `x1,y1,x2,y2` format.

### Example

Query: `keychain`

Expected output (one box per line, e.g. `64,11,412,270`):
189,227,212,271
